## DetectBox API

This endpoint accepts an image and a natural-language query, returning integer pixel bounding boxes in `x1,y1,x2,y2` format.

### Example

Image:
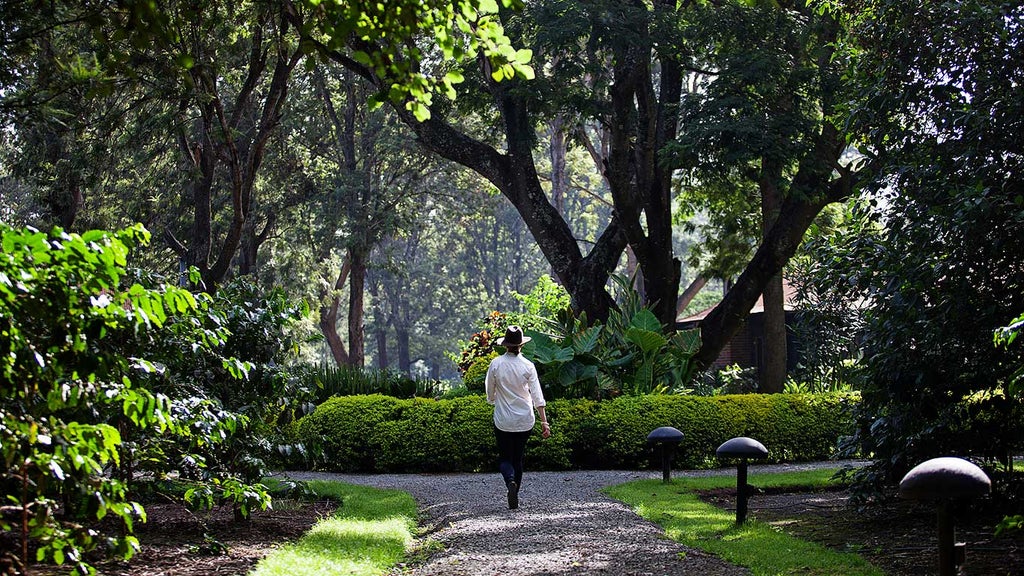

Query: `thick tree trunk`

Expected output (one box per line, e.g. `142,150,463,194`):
759,161,787,393
604,33,682,328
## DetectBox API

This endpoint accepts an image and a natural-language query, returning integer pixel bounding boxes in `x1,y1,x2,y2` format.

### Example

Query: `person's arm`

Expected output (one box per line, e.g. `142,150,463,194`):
536,405,551,439
485,362,496,405
527,362,550,438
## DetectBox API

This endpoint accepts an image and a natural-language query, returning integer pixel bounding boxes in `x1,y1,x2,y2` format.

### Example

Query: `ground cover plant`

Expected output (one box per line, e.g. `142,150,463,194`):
609,467,1024,575
249,481,418,576
605,469,884,576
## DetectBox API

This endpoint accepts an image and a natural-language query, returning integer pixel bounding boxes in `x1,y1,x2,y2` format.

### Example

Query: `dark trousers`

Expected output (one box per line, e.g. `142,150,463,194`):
494,426,531,486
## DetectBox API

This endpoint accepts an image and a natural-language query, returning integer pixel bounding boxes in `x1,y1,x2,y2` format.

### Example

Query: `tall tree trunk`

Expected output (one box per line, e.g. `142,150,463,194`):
759,161,787,393
319,257,351,366
368,275,388,369
396,325,411,375
347,248,366,368
375,326,388,369
604,30,682,327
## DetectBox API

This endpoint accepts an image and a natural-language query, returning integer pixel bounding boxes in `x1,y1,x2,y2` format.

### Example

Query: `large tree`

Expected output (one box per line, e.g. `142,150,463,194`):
295,0,860,372
808,0,1024,484
668,2,853,390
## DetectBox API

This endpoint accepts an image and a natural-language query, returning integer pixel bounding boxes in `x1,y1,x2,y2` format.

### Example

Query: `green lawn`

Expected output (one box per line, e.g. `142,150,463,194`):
249,481,418,576
603,469,884,576
250,470,882,576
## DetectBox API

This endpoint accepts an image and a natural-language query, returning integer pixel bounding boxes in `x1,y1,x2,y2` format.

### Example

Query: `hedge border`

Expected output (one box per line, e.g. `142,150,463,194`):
296,393,858,473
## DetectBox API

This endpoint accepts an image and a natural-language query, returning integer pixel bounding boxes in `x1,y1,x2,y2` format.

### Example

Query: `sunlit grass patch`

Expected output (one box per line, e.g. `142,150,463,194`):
250,481,418,576
604,469,883,576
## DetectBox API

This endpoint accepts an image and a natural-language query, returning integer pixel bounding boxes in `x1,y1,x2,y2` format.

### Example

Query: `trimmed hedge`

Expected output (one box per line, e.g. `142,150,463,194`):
296,393,858,473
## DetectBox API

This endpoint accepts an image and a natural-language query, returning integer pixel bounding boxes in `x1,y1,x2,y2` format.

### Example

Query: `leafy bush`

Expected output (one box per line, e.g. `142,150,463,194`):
690,364,759,396
451,276,572,375
0,224,258,574
462,352,496,393
527,275,701,399
297,395,405,471
295,393,857,473
451,310,509,375
296,363,445,400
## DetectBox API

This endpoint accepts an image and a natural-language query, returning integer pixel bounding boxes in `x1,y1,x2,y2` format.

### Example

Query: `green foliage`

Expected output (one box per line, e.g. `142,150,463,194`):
300,0,534,121
605,473,883,576
511,274,570,319
996,313,1024,398
116,277,309,523
806,1,1024,492
295,393,856,473
789,202,871,393
296,363,446,401
691,364,759,396
526,275,701,399
462,352,496,393
452,310,509,374
0,224,307,573
251,481,417,576
679,289,722,318
0,224,242,574
452,278,572,376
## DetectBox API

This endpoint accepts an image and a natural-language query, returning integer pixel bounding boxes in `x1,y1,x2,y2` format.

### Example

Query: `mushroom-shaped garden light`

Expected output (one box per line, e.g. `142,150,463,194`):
899,457,991,576
646,426,684,483
716,436,769,524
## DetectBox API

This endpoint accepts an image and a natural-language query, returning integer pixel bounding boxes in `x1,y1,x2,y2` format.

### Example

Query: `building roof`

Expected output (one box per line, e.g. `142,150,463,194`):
677,280,800,323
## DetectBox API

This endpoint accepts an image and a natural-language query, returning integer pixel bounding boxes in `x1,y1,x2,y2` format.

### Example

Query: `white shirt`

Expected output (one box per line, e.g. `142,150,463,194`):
485,352,546,432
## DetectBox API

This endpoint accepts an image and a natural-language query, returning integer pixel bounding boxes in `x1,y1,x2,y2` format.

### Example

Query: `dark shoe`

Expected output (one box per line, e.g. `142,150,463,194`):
506,480,519,509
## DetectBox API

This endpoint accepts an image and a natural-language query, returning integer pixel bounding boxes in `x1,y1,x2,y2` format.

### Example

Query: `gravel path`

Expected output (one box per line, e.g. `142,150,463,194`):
284,461,864,576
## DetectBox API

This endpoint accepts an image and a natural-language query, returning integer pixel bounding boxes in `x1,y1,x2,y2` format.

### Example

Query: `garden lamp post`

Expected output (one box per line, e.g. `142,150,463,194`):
716,436,769,524
899,457,991,576
646,426,684,483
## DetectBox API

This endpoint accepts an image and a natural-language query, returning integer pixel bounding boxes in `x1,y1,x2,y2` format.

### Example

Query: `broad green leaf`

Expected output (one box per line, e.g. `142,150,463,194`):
672,329,702,355
626,327,667,353
630,309,661,332
572,326,602,354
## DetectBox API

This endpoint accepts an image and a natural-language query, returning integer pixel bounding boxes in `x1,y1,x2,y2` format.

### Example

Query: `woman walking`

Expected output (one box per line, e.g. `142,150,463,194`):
485,326,550,509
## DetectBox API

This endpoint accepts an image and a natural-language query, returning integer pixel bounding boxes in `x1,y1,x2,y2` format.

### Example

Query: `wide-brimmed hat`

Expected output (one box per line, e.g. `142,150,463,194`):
496,325,531,347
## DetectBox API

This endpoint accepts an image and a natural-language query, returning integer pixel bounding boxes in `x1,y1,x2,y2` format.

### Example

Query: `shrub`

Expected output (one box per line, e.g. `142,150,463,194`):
463,352,496,393
0,224,264,574
295,393,857,473
297,395,405,471
296,363,445,401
